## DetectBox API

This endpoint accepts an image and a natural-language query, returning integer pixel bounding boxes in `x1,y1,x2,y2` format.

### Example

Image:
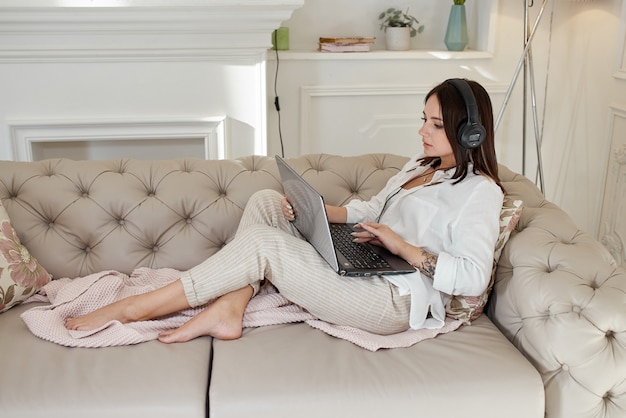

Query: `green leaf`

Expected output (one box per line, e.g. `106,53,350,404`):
378,7,425,34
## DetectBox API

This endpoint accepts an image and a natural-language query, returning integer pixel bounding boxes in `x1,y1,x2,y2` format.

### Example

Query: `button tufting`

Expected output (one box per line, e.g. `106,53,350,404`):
561,364,570,372
186,218,193,224
84,247,91,253
572,306,582,314
153,246,159,252
118,219,125,226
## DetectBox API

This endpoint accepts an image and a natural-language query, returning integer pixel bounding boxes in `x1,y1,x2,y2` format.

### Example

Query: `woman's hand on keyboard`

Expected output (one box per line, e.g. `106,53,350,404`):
352,222,404,255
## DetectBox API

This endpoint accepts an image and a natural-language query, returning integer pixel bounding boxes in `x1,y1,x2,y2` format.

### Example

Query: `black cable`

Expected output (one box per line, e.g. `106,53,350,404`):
273,30,285,158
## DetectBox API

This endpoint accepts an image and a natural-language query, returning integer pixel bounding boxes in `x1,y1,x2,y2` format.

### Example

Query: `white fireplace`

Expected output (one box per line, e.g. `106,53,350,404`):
0,0,304,161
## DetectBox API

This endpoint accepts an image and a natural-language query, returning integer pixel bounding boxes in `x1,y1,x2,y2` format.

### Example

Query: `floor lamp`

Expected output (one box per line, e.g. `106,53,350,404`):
495,0,549,193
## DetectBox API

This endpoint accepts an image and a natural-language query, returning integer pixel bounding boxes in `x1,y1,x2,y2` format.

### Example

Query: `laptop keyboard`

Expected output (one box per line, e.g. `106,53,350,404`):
330,223,391,269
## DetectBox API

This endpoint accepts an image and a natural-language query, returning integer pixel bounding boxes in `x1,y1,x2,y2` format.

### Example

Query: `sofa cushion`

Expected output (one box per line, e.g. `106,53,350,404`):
209,316,544,418
446,197,523,323
0,302,212,418
0,201,51,313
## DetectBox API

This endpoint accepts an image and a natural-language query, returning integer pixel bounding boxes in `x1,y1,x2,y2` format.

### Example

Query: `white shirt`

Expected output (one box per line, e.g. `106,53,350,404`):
344,154,504,330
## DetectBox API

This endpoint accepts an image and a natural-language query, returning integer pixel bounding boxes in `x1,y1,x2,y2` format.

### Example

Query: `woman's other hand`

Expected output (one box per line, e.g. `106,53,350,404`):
281,196,296,221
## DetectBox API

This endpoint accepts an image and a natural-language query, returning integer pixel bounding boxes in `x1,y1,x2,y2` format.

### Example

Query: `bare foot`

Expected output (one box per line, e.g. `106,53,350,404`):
65,298,136,331
158,286,253,344
65,280,189,331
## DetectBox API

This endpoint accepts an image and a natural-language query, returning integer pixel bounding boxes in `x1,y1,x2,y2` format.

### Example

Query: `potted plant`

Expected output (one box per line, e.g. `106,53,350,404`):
378,7,424,51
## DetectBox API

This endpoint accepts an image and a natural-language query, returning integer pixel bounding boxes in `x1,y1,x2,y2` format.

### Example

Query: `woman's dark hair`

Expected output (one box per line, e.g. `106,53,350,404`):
421,79,503,191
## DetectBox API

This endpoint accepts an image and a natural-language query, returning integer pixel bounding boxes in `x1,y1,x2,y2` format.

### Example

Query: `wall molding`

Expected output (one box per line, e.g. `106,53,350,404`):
599,103,626,266
615,0,626,79
299,85,429,155
298,84,508,155
9,117,227,161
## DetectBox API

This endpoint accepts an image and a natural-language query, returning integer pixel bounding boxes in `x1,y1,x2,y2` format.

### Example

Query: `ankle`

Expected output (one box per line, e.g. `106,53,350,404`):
119,296,146,323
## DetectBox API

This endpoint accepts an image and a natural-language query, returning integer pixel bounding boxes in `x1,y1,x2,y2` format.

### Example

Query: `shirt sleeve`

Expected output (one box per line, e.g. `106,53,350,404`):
432,179,504,297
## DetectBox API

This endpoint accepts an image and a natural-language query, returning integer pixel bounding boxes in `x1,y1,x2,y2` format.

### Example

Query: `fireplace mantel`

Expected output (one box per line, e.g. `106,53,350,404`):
0,0,304,62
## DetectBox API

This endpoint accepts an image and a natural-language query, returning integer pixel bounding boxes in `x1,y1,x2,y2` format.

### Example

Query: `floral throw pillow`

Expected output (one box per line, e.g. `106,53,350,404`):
0,201,51,313
446,197,523,324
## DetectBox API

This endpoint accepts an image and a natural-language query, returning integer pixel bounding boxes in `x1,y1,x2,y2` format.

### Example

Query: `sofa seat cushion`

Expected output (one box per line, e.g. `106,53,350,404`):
209,316,544,418
0,302,211,418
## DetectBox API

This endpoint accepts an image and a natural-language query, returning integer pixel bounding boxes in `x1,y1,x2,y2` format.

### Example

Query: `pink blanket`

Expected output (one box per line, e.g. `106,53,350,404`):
22,268,462,351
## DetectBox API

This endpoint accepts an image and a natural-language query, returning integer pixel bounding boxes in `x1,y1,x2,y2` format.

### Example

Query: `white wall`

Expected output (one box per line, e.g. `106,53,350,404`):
266,0,626,237
0,1,304,161
543,1,626,243
0,61,263,160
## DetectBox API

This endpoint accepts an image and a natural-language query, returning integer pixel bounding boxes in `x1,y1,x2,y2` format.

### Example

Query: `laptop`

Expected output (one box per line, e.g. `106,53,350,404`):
275,155,416,277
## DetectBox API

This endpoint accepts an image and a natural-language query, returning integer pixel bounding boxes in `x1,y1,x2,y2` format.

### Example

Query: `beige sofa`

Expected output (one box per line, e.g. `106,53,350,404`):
0,154,623,418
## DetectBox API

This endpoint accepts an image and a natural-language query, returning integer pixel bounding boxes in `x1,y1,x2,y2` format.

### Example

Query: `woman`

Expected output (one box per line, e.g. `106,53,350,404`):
65,78,504,343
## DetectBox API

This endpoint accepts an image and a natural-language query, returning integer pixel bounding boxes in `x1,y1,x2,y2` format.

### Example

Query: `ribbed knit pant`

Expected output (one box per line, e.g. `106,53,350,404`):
180,189,411,335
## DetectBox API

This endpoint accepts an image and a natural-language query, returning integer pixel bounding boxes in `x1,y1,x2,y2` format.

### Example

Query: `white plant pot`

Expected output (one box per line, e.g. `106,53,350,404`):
385,27,411,51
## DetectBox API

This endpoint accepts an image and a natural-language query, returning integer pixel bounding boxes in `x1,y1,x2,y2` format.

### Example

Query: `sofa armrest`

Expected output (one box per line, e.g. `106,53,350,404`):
490,165,626,418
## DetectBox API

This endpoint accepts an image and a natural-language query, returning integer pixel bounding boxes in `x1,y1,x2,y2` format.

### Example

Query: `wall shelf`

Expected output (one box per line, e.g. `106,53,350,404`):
268,49,493,61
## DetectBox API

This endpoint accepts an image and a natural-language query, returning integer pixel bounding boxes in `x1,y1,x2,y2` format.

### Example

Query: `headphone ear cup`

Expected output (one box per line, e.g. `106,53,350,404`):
446,78,487,149
458,122,486,149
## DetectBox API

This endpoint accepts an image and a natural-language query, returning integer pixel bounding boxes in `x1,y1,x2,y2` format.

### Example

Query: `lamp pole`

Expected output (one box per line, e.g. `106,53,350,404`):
495,0,548,193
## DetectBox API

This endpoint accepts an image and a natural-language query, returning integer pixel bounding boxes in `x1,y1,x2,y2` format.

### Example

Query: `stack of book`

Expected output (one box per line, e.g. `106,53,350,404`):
318,37,375,53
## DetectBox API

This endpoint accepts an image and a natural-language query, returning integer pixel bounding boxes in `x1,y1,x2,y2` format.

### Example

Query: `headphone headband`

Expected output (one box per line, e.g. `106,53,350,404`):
445,78,486,149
